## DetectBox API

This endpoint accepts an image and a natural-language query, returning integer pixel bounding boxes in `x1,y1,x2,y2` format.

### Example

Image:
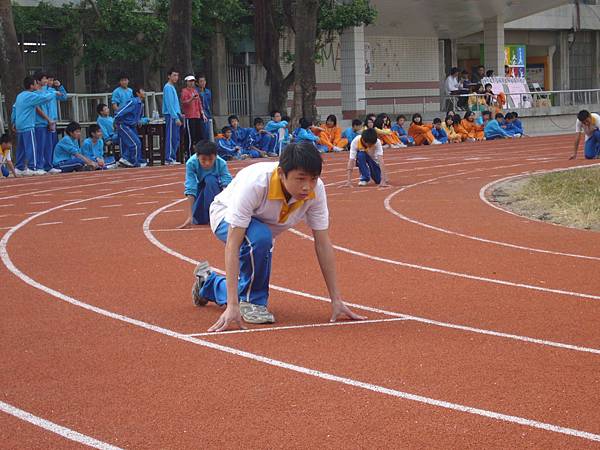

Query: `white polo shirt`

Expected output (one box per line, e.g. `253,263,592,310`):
209,162,329,237
349,135,383,160
0,147,12,165
575,113,600,141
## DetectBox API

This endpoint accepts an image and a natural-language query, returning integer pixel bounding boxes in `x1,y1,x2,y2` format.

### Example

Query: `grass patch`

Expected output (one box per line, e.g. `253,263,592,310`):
517,167,600,230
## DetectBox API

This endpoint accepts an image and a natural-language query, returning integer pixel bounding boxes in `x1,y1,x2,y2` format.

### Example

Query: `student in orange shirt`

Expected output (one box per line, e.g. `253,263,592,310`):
312,114,347,152
408,113,442,146
461,111,485,142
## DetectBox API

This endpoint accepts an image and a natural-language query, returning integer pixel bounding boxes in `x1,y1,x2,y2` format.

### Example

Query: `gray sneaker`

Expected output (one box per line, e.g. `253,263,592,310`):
239,301,275,324
191,261,211,307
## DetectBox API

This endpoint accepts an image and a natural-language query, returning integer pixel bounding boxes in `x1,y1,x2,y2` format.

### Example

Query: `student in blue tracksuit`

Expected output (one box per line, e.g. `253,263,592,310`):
163,68,183,164
247,117,275,157
33,73,52,173
217,127,247,160
96,103,119,144
44,76,68,172
114,85,149,167
197,75,213,140
264,111,289,155
476,110,491,127
179,140,233,228
12,76,59,176
503,113,523,137
391,115,415,146
342,119,363,149
295,118,328,153
484,113,512,140
81,124,116,170
513,112,525,136
431,118,449,144
53,122,96,172
227,115,250,147
111,74,133,112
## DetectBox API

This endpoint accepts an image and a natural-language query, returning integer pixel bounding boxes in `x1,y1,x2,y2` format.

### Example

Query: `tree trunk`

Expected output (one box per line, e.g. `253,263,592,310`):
252,0,294,113
0,0,26,137
167,0,193,78
291,0,318,120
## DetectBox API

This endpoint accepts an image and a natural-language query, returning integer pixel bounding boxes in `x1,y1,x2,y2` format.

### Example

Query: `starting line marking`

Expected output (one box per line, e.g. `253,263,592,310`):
0,204,15,208
123,213,147,217
150,228,211,232
80,217,109,222
36,221,63,227
0,400,121,450
187,317,410,337
136,201,159,205
100,204,122,208
63,207,88,212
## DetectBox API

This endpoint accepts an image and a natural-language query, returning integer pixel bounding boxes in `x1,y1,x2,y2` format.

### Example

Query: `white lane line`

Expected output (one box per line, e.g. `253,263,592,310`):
0,214,10,218
150,228,211,232
147,200,600,356
100,204,122,208
80,217,109,222
66,191,83,194
32,193,53,197
29,201,51,205
0,226,13,230
64,207,88,212
0,400,122,450
187,317,410,337
161,209,184,214
2,193,600,443
123,213,147,217
0,204,15,208
156,191,174,194
25,211,41,215
136,201,159,205
36,221,63,227
385,165,600,261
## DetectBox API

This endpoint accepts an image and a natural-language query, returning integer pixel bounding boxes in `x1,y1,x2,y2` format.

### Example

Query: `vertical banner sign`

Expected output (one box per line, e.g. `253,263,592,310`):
504,45,526,78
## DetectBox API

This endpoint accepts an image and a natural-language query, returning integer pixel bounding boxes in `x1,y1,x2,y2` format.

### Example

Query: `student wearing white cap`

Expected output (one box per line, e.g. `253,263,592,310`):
181,75,206,159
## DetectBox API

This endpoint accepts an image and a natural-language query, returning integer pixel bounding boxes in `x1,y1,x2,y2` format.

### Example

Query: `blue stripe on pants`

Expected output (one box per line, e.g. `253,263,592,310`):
117,125,142,165
34,127,46,170
200,218,273,307
192,174,222,225
56,157,85,172
356,151,381,184
165,114,181,162
15,130,35,171
584,130,600,159
44,130,58,170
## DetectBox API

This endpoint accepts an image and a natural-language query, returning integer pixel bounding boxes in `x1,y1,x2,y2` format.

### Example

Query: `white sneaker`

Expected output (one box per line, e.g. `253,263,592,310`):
358,180,368,186
138,162,148,168
332,146,343,152
34,169,47,176
398,143,407,148
431,139,443,145
48,168,61,174
118,158,133,167
466,137,476,143
391,144,401,149
105,163,117,170
15,168,31,177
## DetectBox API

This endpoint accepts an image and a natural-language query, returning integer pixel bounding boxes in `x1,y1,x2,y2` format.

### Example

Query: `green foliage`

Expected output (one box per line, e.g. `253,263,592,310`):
318,0,377,35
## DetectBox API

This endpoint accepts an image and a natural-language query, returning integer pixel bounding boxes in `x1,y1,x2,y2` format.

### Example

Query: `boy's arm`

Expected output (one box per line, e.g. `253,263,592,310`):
219,162,232,187
208,225,247,332
36,107,51,124
571,132,582,159
312,229,365,322
7,160,18,177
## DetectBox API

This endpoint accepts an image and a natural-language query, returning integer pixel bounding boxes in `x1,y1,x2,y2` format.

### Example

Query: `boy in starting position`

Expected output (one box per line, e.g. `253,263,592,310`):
0,134,18,178
343,128,389,188
191,142,365,330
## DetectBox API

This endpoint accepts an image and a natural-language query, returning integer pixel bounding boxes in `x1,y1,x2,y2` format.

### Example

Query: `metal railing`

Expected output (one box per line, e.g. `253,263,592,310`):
358,95,439,115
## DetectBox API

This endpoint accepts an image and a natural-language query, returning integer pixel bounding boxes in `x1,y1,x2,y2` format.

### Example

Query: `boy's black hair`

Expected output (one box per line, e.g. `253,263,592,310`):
96,103,108,114
504,112,514,120
361,128,378,145
228,115,239,124
253,117,264,126
450,67,459,75
452,114,462,124
477,64,485,70
485,83,492,89
299,117,312,129
118,73,129,81
221,126,232,134
195,140,218,156
495,113,505,120
351,119,363,127
196,74,206,80
412,113,423,122
88,124,101,135
433,118,442,124
279,141,322,177
66,121,81,135
0,134,12,144
396,114,406,122
513,112,519,118
486,70,494,77
577,110,591,122
23,76,36,90
463,111,474,120
270,110,281,117
167,67,178,76
481,110,491,118
132,84,144,95
35,72,47,81
326,114,337,126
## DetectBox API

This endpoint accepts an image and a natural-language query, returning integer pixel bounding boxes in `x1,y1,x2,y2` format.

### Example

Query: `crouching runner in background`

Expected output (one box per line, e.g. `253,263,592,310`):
191,141,365,330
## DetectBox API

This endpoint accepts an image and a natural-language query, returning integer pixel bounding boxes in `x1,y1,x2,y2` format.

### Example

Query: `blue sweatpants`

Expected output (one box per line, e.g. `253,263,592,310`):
584,130,600,159
34,127,47,170
165,114,181,162
98,155,116,169
56,157,85,173
485,133,507,141
15,130,36,171
44,130,58,171
192,174,222,225
201,118,213,142
200,218,273,307
399,135,415,145
357,151,382,184
117,125,143,165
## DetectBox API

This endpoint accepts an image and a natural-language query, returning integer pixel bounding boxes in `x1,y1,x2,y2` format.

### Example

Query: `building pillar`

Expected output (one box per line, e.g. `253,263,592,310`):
340,26,366,120
594,31,600,90
558,31,570,91
547,45,556,90
483,15,505,76
210,23,229,117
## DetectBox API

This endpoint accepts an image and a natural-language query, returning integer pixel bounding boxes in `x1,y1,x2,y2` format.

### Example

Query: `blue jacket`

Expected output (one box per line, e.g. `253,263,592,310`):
342,127,360,143
391,123,407,137
184,155,232,196
114,97,145,128
295,128,319,143
432,127,448,143
111,87,133,109
81,137,105,160
247,128,271,151
53,135,81,164
217,137,238,154
46,85,67,121
230,126,250,147
198,87,212,118
484,120,510,139
162,83,181,118
13,90,56,132
97,116,117,140
514,119,524,134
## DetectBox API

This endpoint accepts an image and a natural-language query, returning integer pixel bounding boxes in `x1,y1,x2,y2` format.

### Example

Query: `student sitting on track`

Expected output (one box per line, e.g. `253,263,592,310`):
264,111,289,155
96,103,119,145
341,119,363,149
374,113,404,148
191,142,365,329
431,118,449,144
53,122,97,172
217,126,249,160
571,109,600,160
246,118,276,157
0,134,19,178
484,113,512,140
503,113,522,138
295,118,328,153
476,110,492,127
461,111,485,142
512,112,524,136
408,113,441,146
391,115,415,146
342,128,389,188
180,140,232,228
442,116,462,144
81,124,117,170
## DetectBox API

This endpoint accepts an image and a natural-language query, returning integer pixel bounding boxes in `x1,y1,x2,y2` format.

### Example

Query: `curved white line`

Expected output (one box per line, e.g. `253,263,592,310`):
3,183,600,443
384,164,600,261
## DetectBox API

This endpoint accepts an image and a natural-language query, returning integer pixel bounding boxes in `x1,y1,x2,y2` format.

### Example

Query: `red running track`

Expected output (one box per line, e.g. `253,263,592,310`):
1,135,599,449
